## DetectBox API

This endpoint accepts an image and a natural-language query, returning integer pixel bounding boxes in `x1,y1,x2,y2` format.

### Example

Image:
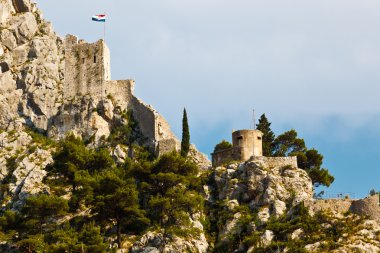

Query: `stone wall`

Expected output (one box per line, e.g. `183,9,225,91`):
304,198,353,215
305,194,380,223
50,34,181,153
130,96,179,152
232,130,263,160
252,156,298,169
212,151,298,168
351,195,380,223
212,147,242,167
105,80,134,109
212,129,263,166
64,35,111,99
156,138,178,156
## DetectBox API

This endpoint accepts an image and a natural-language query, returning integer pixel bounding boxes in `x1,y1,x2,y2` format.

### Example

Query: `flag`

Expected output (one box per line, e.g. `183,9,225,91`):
92,14,106,22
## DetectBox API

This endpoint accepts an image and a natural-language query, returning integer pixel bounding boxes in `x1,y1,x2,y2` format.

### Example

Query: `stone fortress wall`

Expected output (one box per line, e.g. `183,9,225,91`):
304,194,380,223
232,130,263,160
64,35,111,99
56,34,179,154
212,129,264,167
130,96,179,154
252,156,298,169
212,127,380,222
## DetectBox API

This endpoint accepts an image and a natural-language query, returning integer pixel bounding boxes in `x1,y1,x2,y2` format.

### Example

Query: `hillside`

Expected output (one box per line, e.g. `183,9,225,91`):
1,1,380,252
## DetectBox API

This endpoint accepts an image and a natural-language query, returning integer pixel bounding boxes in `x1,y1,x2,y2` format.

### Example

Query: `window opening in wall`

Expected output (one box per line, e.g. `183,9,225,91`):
94,55,97,63
82,58,85,64
258,137,262,140
237,136,243,146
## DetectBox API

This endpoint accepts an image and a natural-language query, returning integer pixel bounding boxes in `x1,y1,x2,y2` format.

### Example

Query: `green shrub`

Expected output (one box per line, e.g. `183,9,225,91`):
213,140,232,153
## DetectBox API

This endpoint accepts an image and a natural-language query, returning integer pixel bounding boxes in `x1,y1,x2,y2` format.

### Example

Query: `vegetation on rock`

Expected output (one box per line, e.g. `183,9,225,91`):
256,114,334,187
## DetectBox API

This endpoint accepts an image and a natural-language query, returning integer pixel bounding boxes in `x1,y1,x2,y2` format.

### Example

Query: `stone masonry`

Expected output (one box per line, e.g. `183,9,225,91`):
212,129,263,166
64,35,110,99
305,194,380,223
51,34,181,156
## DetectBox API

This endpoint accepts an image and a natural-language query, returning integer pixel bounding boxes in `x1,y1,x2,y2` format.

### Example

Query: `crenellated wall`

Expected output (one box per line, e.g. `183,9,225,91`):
63,35,111,99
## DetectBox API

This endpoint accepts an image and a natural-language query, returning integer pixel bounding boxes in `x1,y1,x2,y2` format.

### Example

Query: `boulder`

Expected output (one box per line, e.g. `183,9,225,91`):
103,99,114,120
0,0,12,23
260,230,274,247
12,45,29,65
112,144,128,163
0,30,17,50
11,12,38,41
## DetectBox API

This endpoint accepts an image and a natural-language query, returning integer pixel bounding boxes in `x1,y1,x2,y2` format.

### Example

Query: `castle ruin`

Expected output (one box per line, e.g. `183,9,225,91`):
212,129,264,166
305,194,380,223
211,128,380,222
64,35,111,99
49,35,180,156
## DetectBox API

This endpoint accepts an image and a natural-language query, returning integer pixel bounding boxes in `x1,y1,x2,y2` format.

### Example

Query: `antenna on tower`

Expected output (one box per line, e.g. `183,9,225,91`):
251,109,256,130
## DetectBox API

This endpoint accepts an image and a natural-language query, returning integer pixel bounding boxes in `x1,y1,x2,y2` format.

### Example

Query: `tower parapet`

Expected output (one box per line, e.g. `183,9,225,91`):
212,129,263,166
63,34,111,99
232,129,263,160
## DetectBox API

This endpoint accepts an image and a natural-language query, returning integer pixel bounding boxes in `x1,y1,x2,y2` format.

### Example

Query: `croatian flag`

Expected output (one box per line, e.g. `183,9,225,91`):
92,14,106,22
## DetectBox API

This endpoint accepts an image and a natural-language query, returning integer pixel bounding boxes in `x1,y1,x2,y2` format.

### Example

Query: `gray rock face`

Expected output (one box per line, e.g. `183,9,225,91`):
210,157,313,241
9,12,38,42
131,230,208,253
0,1,210,168
0,130,52,209
212,158,313,214
0,29,17,50
0,2,65,133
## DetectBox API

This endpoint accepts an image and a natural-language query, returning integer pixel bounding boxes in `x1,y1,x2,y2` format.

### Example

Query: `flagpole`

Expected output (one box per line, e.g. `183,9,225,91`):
103,12,106,42
102,12,106,102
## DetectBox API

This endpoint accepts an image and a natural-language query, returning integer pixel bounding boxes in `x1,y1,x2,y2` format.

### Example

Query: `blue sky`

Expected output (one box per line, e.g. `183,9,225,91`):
36,0,380,198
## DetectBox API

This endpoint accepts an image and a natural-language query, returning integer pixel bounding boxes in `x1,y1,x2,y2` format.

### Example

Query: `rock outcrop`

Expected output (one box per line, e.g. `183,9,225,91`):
0,129,52,209
208,157,380,252
0,0,210,167
211,157,313,217
0,0,64,132
131,230,208,253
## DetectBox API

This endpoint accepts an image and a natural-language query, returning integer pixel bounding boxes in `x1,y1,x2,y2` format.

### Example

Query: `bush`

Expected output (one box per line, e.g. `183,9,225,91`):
213,140,232,153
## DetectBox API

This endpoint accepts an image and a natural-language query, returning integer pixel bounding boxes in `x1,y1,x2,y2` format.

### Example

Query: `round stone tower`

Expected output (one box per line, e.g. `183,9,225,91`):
232,129,263,161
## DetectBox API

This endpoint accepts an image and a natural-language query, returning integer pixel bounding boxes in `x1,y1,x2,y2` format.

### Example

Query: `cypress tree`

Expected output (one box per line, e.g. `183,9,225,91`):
181,108,190,157
256,114,275,156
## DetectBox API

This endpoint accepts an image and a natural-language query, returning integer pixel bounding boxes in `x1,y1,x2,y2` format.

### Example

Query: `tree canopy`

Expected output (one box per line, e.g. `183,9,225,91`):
255,114,334,187
213,140,232,153
256,114,275,156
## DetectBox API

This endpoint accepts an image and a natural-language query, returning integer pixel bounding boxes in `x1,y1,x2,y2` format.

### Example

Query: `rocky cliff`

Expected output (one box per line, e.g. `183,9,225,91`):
0,0,64,132
0,0,210,168
206,158,380,253
1,1,380,253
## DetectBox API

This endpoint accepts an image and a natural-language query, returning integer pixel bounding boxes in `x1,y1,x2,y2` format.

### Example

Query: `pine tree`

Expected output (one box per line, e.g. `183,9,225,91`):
181,108,190,157
256,114,275,156
91,168,149,248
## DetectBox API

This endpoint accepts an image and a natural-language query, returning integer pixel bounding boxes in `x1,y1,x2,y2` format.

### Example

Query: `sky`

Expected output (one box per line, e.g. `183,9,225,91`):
36,0,380,198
